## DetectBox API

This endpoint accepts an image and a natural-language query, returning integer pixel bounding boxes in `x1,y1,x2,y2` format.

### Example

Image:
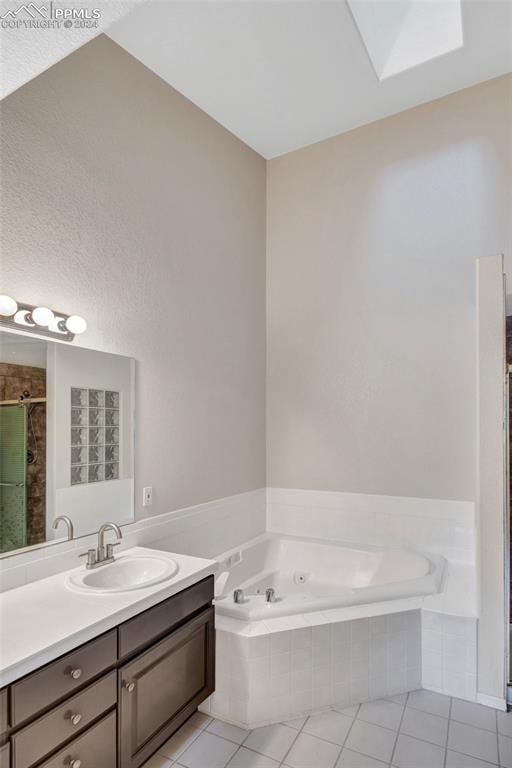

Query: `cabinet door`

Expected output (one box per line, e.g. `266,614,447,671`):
0,688,8,737
119,606,215,768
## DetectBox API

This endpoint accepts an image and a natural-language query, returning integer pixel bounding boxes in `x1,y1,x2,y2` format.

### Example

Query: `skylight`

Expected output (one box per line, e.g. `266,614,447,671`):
347,0,463,80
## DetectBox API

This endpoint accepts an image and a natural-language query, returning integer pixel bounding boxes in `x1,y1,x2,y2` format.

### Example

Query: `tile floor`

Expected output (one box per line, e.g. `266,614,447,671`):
142,690,512,768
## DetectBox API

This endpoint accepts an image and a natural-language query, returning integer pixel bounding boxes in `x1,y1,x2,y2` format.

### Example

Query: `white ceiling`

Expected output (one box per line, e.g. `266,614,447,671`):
1,1,511,159
108,0,512,157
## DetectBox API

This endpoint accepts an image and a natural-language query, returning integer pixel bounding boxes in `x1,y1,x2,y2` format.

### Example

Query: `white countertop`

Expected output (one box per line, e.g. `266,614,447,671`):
0,546,218,686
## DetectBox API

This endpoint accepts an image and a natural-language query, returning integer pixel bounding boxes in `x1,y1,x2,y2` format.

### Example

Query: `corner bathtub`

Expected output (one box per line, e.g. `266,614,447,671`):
214,533,445,621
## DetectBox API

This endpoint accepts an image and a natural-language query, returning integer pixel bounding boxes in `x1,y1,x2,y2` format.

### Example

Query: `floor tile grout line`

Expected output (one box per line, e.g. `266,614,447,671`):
222,720,300,766
333,703,362,768
158,717,210,763
279,711,313,767
172,713,250,768
280,705,359,767
388,691,409,768
449,717,498,733
442,695,453,768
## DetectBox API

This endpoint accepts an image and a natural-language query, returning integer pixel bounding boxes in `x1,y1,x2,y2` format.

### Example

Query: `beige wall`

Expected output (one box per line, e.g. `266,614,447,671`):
2,40,511,516
0,35,266,519
267,75,512,502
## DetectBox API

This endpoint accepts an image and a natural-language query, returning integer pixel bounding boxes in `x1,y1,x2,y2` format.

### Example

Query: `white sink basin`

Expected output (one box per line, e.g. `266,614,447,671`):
66,554,179,594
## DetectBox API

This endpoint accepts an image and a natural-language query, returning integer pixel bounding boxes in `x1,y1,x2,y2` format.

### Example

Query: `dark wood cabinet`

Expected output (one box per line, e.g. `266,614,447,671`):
11,672,116,768
0,576,215,768
0,744,9,768
38,712,116,768
11,631,117,727
119,606,215,768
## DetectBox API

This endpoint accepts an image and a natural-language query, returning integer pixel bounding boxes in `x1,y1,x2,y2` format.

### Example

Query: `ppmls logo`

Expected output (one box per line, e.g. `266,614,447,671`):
1,2,47,18
1,2,101,26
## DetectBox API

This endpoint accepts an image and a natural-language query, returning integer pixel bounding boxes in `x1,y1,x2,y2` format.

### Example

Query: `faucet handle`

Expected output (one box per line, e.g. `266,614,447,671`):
79,549,97,568
106,541,121,559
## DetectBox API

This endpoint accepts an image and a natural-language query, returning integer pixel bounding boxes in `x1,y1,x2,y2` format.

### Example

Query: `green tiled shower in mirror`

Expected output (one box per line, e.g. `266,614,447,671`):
0,405,27,553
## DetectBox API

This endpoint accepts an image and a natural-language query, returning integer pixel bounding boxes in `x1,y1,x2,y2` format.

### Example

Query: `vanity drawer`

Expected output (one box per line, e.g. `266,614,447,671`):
0,688,8,735
11,630,117,725
119,575,214,658
11,671,116,768
38,710,116,768
0,742,9,768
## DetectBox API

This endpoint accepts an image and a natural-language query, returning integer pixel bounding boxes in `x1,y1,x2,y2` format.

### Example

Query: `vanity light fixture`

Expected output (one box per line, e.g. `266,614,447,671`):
0,295,87,342
0,295,18,316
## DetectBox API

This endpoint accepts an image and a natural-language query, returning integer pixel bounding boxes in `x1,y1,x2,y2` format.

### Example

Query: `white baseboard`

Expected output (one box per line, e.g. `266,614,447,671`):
476,693,507,711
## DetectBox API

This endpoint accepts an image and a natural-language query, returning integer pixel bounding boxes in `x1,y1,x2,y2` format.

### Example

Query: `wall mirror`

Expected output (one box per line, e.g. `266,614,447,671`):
0,330,135,556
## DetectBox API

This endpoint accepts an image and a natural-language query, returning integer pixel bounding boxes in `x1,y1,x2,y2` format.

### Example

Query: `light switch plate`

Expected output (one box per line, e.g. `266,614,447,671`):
143,486,153,506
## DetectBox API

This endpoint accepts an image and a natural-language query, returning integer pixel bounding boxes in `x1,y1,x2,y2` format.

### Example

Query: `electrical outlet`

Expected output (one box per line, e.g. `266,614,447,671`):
143,486,153,507
225,551,242,569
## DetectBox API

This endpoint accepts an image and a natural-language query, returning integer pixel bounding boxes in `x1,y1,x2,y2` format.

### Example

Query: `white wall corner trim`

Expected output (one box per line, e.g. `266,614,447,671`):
476,693,507,712
476,254,507,704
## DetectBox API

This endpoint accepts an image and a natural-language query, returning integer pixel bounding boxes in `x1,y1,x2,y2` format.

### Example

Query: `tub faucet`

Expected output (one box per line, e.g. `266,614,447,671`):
265,587,277,603
233,589,244,604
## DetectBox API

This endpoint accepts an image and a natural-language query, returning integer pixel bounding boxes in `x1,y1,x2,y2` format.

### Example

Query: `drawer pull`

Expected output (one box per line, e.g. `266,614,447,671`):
69,760,82,768
124,680,136,693
70,668,83,680
69,712,83,726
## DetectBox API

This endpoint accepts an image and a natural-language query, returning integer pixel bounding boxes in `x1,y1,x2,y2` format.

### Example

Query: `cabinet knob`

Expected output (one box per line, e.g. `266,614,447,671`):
69,760,82,768
124,680,136,693
69,712,82,726
70,668,82,680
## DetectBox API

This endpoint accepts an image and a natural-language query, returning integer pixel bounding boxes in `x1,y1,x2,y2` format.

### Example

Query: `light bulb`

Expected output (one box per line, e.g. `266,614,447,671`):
65,315,87,334
32,306,55,327
0,295,18,316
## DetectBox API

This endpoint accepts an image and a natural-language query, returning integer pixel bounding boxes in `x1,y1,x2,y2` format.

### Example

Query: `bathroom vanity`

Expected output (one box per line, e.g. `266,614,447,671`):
0,549,217,768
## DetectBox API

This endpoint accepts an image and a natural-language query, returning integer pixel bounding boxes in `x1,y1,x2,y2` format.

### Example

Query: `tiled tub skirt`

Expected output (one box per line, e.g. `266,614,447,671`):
201,611,424,730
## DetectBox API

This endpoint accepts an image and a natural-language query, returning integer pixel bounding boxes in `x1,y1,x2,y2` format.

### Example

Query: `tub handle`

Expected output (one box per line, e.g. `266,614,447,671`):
233,588,244,604
265,587,277,603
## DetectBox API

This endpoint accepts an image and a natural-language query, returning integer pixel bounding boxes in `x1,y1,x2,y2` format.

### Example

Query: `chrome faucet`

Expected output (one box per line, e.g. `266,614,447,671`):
97,522,123,562
79,522,123,569
265,587,277,603
52,515,74,541
233,589,245,604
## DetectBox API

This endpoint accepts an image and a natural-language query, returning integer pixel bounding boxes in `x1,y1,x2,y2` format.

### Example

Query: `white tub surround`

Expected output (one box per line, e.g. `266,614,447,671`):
201,523,478,727
421,610,478,704
202,611,422,729
215,534,445,621
0,488,265,593
268,488,476,565
0,547,217,686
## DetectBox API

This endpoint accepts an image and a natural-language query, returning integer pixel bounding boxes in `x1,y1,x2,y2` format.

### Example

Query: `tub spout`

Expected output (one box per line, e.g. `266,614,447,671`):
265,587,277,603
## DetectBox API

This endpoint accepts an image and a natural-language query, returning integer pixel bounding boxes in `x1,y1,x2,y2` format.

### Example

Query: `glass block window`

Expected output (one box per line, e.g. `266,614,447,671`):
71,388,120,485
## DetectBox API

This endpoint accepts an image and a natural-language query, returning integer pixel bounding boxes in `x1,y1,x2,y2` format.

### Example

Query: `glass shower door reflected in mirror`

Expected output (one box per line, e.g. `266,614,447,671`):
0,404,28,553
